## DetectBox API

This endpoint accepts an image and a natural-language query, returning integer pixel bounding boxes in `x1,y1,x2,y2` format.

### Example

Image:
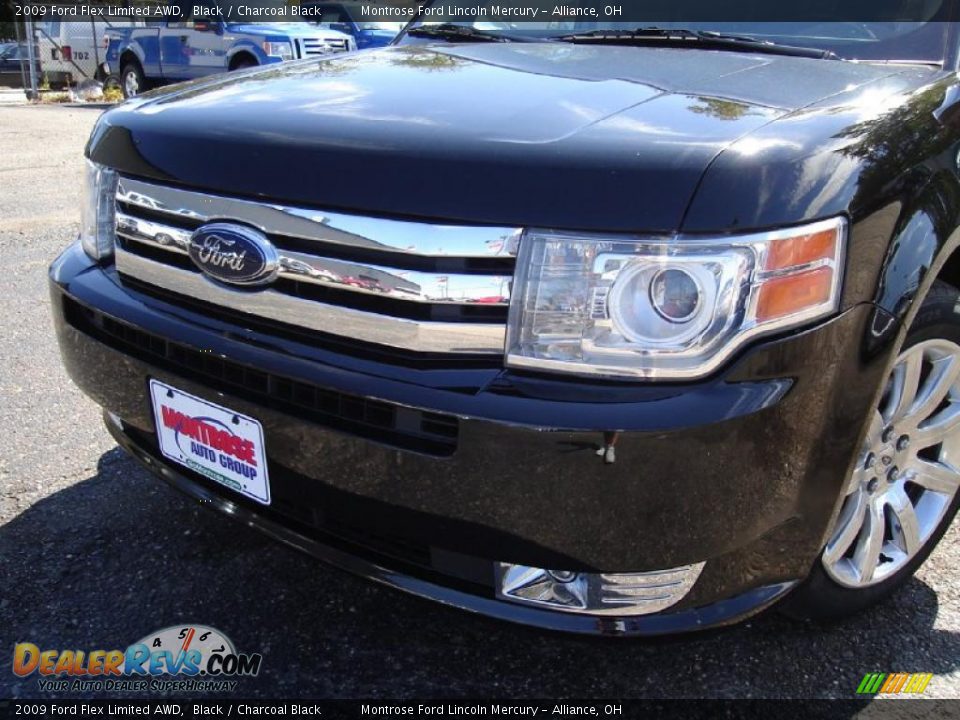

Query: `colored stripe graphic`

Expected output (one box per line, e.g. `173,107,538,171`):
857,673,886,694
880,673,907,693
904,674,933,693
857,673,932,694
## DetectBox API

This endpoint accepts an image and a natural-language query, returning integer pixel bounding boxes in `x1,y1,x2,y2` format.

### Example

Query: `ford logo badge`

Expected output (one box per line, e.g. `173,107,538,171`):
188,223,279,286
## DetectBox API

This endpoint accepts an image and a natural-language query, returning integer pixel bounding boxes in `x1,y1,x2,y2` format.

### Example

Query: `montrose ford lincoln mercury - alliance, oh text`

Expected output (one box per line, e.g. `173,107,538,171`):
50,8,960,634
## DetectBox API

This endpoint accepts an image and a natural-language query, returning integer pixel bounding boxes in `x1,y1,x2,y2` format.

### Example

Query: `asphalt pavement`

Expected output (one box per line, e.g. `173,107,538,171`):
1,104,959,701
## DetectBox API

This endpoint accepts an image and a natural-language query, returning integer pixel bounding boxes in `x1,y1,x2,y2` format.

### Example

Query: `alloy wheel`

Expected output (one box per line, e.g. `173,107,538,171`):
823,339,960,587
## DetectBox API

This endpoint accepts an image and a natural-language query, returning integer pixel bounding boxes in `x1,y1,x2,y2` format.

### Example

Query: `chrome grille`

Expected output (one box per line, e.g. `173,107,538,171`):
113,178,520,355
295,37,350,58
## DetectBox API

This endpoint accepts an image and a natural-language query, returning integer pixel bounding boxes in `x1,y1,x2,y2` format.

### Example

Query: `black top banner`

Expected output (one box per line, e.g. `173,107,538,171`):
7,0,960,23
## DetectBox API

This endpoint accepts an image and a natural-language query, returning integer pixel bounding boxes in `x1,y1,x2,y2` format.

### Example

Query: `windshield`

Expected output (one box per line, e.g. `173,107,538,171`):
407,1,953,63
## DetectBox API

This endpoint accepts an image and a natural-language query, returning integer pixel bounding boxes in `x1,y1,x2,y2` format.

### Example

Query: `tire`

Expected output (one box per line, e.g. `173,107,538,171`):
230,57,257,72
783,280,960,621
120,60,146,99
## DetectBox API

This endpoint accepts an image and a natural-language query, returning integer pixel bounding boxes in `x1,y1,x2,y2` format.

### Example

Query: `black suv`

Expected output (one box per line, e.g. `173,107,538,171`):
50,8,960,634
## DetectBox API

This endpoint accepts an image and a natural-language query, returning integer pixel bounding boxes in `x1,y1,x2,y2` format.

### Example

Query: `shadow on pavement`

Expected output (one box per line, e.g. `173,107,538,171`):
1,447,959,699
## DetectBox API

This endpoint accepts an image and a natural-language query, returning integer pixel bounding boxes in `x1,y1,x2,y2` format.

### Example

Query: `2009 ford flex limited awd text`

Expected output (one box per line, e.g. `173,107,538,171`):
49,9,960,635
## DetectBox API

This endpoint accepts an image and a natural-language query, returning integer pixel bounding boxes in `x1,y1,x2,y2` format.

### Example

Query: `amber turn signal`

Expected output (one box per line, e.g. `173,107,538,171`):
757,267,835,322
764,229,837,272
753,223,843,323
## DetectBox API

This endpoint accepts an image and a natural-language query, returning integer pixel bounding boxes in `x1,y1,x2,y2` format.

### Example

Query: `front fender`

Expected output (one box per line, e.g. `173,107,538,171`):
226,38,269,66
874,178,960,326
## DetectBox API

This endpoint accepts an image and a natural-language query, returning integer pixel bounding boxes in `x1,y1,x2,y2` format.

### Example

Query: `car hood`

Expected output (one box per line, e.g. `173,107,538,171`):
90,43,929,232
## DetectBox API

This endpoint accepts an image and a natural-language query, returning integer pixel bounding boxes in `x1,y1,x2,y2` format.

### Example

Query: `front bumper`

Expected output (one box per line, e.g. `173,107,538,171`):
105,412,793,635
50,243,896,635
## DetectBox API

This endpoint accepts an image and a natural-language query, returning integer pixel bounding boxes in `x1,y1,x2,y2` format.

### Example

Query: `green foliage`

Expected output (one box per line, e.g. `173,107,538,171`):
102,86,123,103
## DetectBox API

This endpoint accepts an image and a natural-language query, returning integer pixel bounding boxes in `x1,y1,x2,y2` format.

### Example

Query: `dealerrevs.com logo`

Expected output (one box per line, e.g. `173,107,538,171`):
12,625,262,693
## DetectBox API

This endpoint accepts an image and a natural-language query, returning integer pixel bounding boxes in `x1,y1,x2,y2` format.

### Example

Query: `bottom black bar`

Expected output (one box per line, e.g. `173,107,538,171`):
2,699,957,720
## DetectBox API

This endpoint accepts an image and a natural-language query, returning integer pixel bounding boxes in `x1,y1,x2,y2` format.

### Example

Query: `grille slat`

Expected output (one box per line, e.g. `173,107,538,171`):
115,211,512,308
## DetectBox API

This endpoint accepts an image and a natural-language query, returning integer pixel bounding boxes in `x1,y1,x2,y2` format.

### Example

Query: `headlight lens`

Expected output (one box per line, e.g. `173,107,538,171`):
79,159,118,262
263,41,293,60
506,218,846,380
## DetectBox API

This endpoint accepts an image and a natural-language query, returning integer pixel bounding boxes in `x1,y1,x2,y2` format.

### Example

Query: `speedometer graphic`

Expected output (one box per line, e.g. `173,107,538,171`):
129,624,235,675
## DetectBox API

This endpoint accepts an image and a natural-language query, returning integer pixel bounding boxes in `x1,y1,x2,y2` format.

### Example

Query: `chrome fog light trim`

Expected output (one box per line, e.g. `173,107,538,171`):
496,562,705,616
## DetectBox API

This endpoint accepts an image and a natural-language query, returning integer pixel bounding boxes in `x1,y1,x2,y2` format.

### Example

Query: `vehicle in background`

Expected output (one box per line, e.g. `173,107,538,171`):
0,43,41,77
303,2,406,49
33,20,144,87
107,19,355,98
0,43,24,70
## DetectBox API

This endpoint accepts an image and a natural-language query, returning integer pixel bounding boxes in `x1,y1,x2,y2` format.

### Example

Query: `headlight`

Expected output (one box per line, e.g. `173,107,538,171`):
80,159,118,262
263,41,293,60
505,217,846,380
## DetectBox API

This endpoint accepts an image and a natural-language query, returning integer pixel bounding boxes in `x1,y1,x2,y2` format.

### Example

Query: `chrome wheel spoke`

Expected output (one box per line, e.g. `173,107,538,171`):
823,489,867,564
852,502,885,584
911,459,960,495
916,403,960,448
911,355,960,425
886,488,921,556
884,350,922,424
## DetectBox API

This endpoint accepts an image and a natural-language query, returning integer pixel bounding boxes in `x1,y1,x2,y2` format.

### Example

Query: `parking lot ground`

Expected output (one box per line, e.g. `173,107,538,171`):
1,104,959,700
0,88,27,106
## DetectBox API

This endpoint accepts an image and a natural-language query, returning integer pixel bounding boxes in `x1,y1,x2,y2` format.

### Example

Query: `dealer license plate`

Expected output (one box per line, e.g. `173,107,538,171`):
149,379,271,505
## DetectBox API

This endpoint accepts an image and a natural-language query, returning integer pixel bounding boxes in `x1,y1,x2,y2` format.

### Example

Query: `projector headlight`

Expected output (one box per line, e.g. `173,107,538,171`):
506,217,846,380
79,159,118,262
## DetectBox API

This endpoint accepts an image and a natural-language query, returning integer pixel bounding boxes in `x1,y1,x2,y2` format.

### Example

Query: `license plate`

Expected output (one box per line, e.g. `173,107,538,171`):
149,379,271,505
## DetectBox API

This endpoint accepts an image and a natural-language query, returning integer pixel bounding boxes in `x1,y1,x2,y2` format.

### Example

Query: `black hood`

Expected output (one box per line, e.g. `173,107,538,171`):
90,44,932,232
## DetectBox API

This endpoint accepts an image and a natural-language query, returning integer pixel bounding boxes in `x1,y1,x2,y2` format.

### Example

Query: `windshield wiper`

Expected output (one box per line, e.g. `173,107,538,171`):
553,27,839,60
406,23,522,43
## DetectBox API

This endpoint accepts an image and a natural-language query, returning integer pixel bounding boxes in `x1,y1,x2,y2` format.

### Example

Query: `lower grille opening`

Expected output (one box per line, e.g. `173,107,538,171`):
64,296,459,457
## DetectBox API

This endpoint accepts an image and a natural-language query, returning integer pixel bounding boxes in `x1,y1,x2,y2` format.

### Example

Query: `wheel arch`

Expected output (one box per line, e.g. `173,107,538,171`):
227,49,260,71
119,49,143,72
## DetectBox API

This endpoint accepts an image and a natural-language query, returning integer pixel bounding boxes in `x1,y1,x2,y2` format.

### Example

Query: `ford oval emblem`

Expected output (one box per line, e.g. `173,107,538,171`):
188,223,279,286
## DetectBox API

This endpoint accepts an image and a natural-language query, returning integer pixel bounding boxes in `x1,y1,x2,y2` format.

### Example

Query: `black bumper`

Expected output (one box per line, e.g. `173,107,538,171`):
50,243,896,635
